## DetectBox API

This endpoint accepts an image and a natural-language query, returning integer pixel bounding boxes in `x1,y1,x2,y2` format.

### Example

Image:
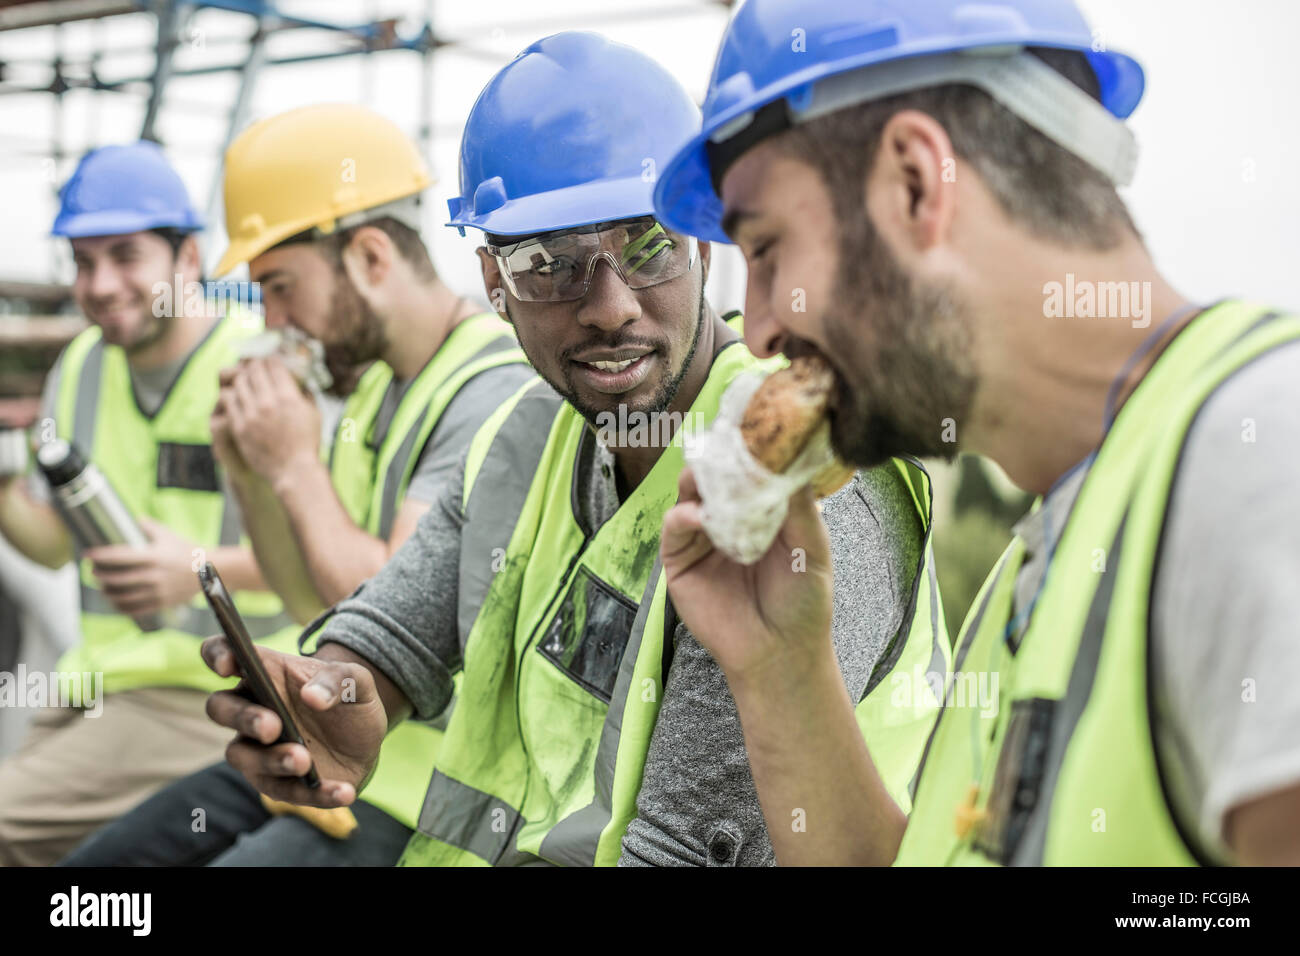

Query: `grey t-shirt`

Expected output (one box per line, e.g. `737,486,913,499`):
316,396,924,866
1009,338,1300,863
37,347,188,420
364,360,537,509
621,458,923,867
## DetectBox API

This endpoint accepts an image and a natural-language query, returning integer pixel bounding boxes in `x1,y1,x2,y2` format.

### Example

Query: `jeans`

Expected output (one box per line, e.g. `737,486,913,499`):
57,761,413,867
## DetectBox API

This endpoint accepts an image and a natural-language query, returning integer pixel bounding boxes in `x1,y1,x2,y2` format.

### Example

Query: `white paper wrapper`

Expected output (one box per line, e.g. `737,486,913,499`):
234,327,334,393
684,370,841,565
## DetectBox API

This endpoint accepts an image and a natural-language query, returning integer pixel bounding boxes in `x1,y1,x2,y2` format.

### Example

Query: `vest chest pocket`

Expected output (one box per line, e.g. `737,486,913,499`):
536,566,638,703
974,696,1055,864
156,442,219,493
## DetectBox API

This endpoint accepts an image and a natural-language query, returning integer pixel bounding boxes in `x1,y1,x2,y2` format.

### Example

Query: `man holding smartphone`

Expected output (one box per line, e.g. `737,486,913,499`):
60,105,534,867
197,33,946,867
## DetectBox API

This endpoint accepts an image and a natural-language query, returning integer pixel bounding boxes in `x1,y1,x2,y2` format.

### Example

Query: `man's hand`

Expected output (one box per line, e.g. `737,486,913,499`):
85,517,200,616
1227,784,1300,865
211,372,252,482
202,635,389,808
222,357,321,488
659,467,836,683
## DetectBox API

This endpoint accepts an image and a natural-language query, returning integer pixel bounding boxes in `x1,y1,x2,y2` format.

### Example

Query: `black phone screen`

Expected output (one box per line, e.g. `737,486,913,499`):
197,562,320,789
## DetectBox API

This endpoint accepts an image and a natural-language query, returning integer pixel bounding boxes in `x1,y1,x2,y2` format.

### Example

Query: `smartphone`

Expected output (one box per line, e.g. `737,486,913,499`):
198,561,320,789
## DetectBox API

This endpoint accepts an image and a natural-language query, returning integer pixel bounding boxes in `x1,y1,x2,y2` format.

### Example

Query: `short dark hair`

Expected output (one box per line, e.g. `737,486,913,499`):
148,227,204,282
317,216,438,281
150,227,190,256
771,48,1138,250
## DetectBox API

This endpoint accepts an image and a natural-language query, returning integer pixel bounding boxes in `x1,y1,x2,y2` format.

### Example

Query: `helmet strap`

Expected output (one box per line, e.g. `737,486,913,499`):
322,193,424,236
710,49,1138,190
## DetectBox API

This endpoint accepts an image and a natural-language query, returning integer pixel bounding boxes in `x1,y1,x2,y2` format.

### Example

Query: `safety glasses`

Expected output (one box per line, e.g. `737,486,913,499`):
487,217,698,303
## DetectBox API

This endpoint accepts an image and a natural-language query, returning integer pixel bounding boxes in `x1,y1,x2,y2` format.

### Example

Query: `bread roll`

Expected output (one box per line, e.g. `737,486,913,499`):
740,356,854,497
810,456,856,497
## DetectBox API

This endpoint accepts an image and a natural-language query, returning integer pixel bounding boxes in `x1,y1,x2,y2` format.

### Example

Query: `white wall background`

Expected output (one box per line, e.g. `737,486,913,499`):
1,0,1297,315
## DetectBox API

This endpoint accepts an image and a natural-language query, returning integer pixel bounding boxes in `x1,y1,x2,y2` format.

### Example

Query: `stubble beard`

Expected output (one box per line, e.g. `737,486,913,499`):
508,280,707,431
322,273,389,398
825,212,976,468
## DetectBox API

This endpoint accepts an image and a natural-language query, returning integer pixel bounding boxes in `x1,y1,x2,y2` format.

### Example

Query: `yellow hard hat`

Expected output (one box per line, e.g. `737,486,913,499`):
213,103,434,277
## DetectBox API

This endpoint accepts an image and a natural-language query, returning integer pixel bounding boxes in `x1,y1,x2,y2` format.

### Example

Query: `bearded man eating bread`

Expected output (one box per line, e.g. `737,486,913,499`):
195,34,947,867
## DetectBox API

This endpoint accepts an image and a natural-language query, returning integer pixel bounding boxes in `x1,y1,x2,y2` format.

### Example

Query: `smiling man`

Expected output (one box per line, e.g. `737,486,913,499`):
653,0,1300,866
198,31,946,866
0,141,291,865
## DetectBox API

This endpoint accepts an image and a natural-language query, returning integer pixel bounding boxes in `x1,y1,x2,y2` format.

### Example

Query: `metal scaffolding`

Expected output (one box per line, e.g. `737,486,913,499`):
0,0,735,404
0,0,732,272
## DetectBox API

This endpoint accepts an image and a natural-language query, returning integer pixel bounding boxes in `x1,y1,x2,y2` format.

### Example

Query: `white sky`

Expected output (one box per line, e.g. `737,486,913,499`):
1,0,1297,315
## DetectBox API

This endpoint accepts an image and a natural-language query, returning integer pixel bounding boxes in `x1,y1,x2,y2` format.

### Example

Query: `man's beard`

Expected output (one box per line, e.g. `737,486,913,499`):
821,211,976,468
322,273,389,398
509,281,707,429
122,309,169,355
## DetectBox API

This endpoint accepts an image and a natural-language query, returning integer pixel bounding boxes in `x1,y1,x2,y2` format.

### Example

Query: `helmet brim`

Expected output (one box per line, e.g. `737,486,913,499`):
448,174,660,239
51,209,203,240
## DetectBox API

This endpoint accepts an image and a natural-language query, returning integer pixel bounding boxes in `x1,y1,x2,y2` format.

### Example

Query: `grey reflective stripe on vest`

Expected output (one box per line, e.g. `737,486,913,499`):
908,543,1018,803
375,336,524,541
376,410,427,540
455,383,566,652
538,553,667,866
78,583,288,640
1011,513,1126,866
924,547,945,679
417,768,527,863
72,338,105,453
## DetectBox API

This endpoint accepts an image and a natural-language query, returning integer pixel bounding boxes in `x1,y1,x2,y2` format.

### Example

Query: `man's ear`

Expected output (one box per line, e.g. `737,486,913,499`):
340,226,394,292
177,234,203,285
866,109,957,262
697,239,712,286
477,247,511,323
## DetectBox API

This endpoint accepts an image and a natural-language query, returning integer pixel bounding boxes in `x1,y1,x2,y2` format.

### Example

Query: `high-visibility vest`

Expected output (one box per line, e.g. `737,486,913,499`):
304,312,526,828
329,313,525,542
53,309,293,695
896,300,1300,866
399,328,947,865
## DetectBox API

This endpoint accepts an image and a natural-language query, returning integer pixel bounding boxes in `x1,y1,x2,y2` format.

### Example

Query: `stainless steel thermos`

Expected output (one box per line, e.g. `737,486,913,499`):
36,439,163,631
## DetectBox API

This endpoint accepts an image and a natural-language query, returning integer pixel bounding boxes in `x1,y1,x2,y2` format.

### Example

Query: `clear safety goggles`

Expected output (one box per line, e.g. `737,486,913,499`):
487,217,698,303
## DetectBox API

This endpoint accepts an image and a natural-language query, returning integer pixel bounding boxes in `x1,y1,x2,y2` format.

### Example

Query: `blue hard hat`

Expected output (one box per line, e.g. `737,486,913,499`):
447,31,703,238
654,0,1146,243
52,141,204,238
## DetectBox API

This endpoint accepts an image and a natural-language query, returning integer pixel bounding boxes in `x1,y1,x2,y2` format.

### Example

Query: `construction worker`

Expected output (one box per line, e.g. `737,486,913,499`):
0,141,294,865
59,104,534,866
652,0,1300,866
199,31,947,866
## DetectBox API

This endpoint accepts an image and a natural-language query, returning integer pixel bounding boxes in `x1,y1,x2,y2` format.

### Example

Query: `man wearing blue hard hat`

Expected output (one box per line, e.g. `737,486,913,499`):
0,141,293,865
655,0,1300,865
197,31,946,866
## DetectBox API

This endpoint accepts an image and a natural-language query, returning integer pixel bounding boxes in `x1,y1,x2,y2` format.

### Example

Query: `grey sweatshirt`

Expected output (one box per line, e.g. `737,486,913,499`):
317,397,923,867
